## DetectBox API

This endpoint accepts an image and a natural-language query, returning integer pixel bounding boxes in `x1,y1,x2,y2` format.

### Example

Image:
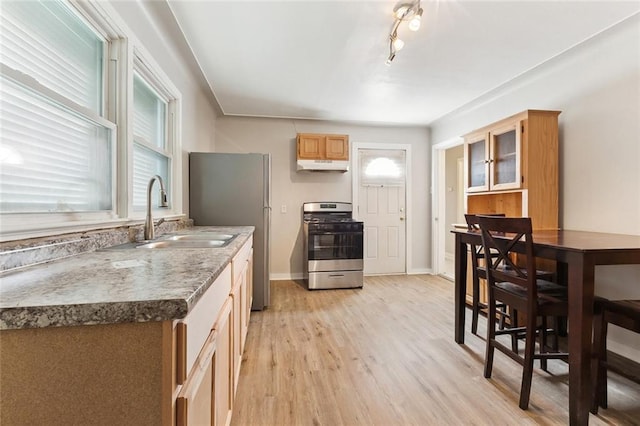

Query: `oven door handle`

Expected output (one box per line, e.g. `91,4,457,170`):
310,231,363,236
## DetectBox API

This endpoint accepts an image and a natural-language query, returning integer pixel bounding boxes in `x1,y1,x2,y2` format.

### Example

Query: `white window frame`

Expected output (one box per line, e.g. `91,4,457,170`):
0,1,118,238
0,0,183,241
127,48,182,219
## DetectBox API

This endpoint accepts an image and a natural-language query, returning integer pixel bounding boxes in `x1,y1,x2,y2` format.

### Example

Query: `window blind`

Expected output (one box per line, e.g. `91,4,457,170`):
0,76,112,212
132,72,170,211
0,1,112,215
132,143,169,211
0,0,103,113
359,149,406,186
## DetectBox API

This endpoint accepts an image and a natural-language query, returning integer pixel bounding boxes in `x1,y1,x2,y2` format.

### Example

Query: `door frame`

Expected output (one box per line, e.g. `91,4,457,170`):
431,137,464,278
352,142,412,275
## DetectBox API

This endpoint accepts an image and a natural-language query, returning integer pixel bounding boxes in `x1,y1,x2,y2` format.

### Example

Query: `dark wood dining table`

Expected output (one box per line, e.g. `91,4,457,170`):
452,228,640,425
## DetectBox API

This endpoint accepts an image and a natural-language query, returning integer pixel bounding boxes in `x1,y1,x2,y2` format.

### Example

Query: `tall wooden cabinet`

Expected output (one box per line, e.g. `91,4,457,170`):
463,109,560,304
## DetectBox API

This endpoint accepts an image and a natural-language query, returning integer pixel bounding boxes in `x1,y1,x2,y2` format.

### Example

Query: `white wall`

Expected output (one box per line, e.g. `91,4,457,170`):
444,145,464,254
430,16,640,361
108,1,220,216
214,117,430,279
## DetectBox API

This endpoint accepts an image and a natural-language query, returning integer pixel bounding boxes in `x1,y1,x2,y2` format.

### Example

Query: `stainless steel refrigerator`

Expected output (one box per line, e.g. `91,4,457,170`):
189,152,271,310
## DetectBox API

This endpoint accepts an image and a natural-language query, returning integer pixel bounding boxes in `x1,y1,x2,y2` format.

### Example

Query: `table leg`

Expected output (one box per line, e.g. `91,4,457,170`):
567,253,595,426
454,234,467,344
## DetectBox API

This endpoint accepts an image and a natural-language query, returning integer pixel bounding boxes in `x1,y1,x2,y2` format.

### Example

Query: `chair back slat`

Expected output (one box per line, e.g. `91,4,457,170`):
476,216,538,300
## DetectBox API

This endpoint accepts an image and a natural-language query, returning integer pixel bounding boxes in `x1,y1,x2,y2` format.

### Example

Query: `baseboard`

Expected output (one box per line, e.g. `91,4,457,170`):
270,273,304,281
364,269,433,277
272,270,433,280
408,268,433,275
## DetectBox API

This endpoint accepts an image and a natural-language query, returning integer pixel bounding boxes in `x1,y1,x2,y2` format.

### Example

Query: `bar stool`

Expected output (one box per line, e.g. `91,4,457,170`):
591,297,640,413
477,215,569,410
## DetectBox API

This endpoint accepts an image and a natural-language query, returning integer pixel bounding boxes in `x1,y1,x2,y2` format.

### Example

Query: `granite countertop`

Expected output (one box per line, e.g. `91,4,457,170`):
0,226,254,330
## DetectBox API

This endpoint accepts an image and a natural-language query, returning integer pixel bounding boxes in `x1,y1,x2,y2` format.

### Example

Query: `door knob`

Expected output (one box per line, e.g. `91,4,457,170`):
400,217,405,221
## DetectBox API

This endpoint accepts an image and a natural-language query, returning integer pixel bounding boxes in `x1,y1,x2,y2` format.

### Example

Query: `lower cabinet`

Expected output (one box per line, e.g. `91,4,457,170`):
176,330,217,426
0,238,254,426
213,300,233,426
176,237,253,426
242,249,253,351
231,238,253,392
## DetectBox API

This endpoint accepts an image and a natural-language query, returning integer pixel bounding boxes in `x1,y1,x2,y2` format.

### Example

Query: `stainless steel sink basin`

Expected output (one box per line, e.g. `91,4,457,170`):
100,233,238,250
165,233,236,241
136,240,228,249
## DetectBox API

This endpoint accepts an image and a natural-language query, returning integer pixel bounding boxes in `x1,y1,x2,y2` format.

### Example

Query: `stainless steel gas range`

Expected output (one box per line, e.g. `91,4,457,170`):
302,202,364,290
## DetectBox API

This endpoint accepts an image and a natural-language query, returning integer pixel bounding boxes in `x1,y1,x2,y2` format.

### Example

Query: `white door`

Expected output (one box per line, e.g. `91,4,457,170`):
432,138,464,278
357,149,406,275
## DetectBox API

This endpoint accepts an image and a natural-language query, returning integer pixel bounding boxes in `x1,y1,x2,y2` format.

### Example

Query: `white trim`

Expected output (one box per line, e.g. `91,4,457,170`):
270,273,305,281
431,137,464,277
352,142,412,275
408,268,433,275
129,48,183,220
0,65,115,130
272,270,434,280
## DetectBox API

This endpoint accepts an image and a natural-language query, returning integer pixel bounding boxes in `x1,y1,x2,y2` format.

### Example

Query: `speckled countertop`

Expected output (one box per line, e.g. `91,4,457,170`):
0,226,254,330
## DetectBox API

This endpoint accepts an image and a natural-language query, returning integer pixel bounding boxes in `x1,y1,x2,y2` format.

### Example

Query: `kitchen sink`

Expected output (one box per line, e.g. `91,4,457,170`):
101,233,238,250
136,240,228,249
165,233,236,241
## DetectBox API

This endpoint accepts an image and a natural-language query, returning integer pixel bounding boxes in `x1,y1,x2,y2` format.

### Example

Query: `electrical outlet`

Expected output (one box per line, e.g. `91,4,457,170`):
281,204,287,213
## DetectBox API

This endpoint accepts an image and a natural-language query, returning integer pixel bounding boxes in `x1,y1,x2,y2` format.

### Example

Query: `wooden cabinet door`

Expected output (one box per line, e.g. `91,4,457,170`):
231,280,242,392
464,133,489,193
176,330,217,426
243,249,253,347
489,121,521,191
213,300,233,426
325,135,349,160
297,135,323,159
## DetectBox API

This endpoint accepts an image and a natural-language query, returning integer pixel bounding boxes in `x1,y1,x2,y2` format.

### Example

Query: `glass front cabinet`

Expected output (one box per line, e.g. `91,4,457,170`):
464,121,521,193
463,109,560,228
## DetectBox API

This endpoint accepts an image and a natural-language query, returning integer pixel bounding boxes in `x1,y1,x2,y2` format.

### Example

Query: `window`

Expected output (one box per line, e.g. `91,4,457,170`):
132,71,171,212
0,0,182,237
0,0,115,216
359,149,406,186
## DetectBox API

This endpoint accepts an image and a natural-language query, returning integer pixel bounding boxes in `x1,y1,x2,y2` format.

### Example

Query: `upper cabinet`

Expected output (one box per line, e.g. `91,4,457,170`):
463,110,560,230
297,133,349,161
464,120,522,193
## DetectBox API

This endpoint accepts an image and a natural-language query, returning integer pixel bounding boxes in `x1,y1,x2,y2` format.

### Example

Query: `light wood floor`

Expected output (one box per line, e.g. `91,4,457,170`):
231,275,640,425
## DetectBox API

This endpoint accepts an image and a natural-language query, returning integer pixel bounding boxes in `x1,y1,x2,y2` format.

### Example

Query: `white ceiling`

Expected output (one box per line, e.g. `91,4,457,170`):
167,1,640,126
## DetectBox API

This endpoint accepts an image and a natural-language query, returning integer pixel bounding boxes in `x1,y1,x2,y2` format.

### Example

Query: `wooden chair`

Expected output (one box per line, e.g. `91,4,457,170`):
591,297,640,414
477,215,568,410
465,214,554,337
465,213,509,335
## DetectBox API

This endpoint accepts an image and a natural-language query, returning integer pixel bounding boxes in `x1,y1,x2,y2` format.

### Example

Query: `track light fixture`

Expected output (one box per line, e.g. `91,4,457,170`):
385,0,423,66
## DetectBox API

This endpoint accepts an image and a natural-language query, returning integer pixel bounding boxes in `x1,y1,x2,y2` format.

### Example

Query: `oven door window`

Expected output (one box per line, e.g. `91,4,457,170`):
308,232,363,260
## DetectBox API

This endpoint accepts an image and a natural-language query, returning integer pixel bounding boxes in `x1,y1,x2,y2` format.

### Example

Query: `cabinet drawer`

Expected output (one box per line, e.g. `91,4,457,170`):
176,263,231,384
232,236,253,283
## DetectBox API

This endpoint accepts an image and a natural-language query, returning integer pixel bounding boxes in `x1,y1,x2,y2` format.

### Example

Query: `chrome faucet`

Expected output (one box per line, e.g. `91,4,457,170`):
144,175,169,240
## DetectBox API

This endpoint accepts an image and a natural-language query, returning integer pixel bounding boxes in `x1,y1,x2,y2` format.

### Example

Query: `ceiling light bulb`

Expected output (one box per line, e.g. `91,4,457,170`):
394,6,409,19
393,37,405,51
408,8,423,31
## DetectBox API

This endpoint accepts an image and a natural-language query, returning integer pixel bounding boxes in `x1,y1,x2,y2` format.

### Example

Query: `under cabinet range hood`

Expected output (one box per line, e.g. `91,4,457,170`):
296,133,350,172
296,159,349,172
